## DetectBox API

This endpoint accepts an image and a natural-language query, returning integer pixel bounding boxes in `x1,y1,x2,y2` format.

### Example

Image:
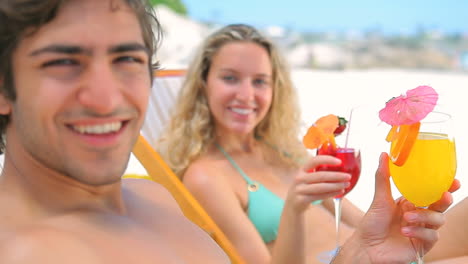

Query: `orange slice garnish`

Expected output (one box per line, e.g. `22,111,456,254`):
303,115,338,149
386,122,421,166
385,125,398,142
315,114,339,135
303,126,327,149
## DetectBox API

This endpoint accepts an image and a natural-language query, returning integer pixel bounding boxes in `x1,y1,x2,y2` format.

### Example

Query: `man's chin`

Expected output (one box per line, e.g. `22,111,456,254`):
65,158,129,186
72,172,124,186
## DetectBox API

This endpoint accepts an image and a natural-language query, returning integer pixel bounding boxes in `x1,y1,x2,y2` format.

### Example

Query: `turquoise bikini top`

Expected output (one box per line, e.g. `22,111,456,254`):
216,144,285,243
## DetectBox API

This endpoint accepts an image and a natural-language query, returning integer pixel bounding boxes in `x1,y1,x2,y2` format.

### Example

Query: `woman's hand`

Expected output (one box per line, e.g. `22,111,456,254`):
286,155,351,212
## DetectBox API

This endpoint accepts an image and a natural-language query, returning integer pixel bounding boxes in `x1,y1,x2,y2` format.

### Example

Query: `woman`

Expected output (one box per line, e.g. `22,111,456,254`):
159,24,454,264
426,197,468,263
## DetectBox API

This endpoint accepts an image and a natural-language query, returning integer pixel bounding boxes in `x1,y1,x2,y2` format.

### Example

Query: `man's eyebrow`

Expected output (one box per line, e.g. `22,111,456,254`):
108,43,150,56
28,43,149,57
29,45,90,57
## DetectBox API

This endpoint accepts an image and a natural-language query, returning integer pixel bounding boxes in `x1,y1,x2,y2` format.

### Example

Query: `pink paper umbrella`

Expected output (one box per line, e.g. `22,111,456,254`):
379,85,438,126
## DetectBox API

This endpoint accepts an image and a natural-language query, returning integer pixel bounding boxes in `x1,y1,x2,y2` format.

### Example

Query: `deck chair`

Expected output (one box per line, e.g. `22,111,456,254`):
129,69,245,264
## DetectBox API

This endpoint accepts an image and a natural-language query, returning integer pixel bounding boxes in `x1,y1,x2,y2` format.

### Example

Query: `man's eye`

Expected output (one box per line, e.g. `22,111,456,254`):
115,56,144,64
42,59,78,67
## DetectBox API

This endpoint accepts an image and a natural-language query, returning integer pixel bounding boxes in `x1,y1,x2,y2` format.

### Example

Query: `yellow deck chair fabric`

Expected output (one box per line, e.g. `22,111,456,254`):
129,69,245,264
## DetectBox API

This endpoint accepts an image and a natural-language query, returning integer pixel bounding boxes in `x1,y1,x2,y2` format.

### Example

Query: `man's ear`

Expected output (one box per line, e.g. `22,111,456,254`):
0,78,12,115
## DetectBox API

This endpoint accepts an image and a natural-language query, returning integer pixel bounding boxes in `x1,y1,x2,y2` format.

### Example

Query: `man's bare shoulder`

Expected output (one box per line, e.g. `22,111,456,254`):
121,177,185,213
0,225,100,264
121,178,230,263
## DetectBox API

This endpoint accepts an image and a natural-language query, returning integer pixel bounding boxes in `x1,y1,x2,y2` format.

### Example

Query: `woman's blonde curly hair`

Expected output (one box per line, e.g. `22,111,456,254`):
158,24,307,178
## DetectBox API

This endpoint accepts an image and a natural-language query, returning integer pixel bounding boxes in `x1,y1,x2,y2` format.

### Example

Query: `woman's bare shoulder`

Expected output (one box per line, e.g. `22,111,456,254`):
184,154,229,187
183,154,240,208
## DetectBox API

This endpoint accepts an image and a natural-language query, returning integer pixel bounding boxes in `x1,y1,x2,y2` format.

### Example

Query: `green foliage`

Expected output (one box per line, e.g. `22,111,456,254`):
149,0,187,15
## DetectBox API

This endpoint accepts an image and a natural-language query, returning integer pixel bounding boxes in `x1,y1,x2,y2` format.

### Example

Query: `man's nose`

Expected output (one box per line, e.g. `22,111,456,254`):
77,62,124,114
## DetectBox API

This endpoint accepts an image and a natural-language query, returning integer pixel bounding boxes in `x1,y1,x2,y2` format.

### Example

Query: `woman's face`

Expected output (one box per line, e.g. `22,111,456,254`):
205,42,273,136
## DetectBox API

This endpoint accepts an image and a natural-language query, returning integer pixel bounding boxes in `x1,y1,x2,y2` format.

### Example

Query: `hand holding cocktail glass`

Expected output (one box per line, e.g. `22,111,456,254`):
303,114,361,263
379,86,457,264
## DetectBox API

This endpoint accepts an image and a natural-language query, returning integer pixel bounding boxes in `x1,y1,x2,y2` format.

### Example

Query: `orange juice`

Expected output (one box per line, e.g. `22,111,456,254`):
389,132,457,207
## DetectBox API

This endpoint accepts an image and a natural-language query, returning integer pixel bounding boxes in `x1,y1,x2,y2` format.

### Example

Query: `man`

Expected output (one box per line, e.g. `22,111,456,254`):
0,0,229,263
0,0,458,263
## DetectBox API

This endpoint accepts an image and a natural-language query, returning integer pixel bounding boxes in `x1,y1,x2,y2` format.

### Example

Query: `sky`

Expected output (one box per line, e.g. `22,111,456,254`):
182,0,467,34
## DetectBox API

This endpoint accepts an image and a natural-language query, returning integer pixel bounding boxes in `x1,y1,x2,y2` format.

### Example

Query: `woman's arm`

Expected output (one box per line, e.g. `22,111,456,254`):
183,161,272,264
185,155,352,264
428,256,468,264
426,196,468,261
273,155,354,264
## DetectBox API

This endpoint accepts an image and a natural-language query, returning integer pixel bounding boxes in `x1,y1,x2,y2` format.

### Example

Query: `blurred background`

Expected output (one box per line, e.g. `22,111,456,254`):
150,0,468,72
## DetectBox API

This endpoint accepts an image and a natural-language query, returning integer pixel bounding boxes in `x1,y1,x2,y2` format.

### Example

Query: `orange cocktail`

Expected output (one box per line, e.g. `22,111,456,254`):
389,131,456,207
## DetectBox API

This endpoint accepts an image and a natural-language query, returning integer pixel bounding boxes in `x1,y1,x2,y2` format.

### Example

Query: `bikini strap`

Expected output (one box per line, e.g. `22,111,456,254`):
215,143,255,185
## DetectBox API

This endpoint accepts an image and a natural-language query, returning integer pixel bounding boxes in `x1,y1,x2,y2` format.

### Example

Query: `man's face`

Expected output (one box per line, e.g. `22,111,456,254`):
5,0,151,185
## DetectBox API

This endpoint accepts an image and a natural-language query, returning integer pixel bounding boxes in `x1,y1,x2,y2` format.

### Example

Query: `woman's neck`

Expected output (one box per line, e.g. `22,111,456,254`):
214,132,260,154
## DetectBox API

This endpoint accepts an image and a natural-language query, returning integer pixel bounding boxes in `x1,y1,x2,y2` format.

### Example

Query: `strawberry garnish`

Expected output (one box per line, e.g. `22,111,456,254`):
333,116,348,136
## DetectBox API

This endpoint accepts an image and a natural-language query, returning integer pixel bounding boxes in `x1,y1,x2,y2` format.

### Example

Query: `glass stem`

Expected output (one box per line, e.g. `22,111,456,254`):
333,197,343,249
411,206,428,264
411,230,425,264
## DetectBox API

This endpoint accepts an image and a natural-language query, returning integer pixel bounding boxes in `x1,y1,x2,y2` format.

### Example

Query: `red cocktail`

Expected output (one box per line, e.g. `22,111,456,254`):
316,145,361,198
303,113,363,263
